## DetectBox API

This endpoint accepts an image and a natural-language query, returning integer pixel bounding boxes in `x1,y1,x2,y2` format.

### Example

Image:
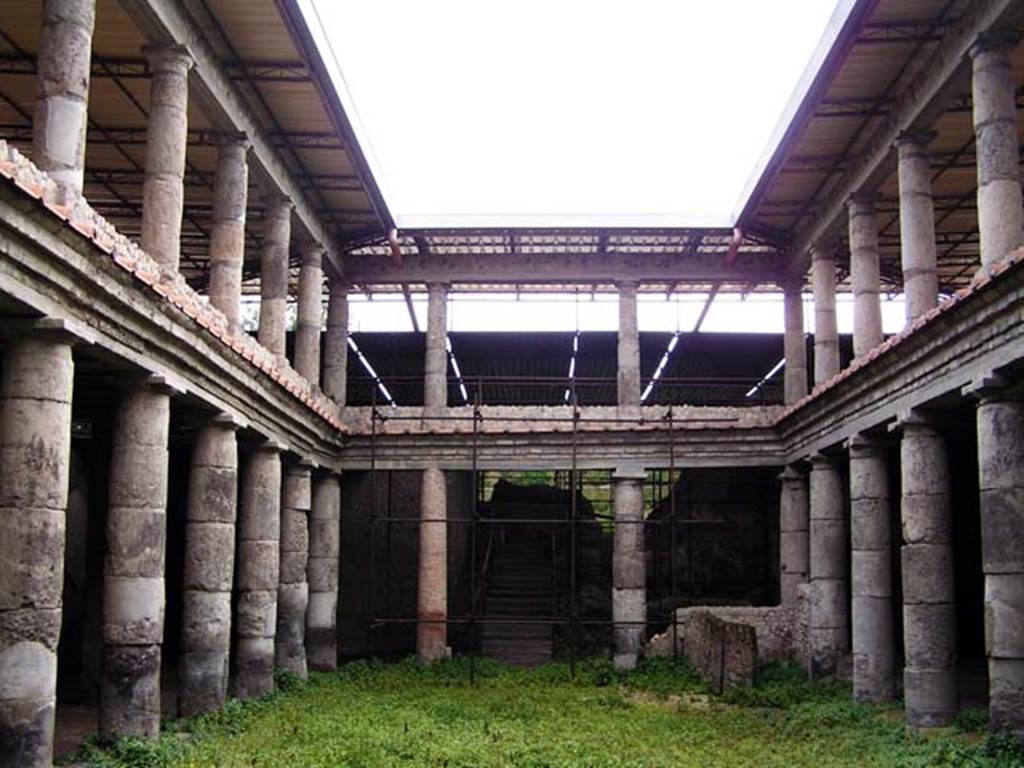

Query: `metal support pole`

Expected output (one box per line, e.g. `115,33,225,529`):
370,396,380,653
570,378,579,679
469,381,480,683
669,407,679,658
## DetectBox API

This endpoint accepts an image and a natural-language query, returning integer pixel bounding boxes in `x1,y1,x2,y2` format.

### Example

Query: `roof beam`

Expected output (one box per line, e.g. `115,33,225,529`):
0,53,312,82
342,250,784,286
0,123,344,150
115,0,347,278
785,0,1024,276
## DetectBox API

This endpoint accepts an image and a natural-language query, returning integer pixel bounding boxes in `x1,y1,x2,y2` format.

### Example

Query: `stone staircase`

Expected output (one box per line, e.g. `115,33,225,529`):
480,537,555,667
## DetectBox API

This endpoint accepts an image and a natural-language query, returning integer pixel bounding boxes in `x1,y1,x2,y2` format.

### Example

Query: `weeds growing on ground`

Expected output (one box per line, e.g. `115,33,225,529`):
70,657,1024,768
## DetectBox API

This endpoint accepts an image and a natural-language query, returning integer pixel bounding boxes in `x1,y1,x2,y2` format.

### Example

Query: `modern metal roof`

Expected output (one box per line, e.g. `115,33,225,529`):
2,0,1020,295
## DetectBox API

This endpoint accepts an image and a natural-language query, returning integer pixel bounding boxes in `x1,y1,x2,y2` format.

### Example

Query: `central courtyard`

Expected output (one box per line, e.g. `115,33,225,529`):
78,660,1020,768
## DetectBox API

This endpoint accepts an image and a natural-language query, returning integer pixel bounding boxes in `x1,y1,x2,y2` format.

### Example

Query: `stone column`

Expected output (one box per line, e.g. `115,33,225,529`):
294,244,324,386
848,435,895,703
847,196,883,357
782,281,808,404
808,454,848,678
779,465,809,606
418,284,449,663
140,45,194,273
417,466,449,663
101,377,172,739
423,283,448,415
207,135,250,332
32,0,96,195
970,32,1023,269
810,242,840,385
232,439,282,700
895,132,939,322
617,280,641,418
307,473,341,672
970,383,1024,737
276,460,312,677
179,416,239,718
323,280,349,412
612,466,646,671
0,329,74,768
897,411,957,729
258,195,292,362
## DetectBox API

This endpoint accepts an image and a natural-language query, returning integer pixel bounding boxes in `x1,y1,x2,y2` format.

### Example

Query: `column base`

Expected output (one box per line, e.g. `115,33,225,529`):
232,638,275,700
178,650,229,719
904,667,958,729
100,644,161,739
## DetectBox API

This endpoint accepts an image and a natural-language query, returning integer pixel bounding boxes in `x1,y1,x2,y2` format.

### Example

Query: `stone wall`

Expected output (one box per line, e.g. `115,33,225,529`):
648,588,810,669
672,610,757,694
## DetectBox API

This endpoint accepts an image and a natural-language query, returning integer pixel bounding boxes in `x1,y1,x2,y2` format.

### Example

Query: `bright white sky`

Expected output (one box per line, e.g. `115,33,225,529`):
295,1,899,335
302,0,847,228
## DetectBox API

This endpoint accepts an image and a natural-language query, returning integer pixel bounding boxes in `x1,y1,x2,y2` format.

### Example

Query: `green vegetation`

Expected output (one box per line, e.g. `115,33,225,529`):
72,657,1024,768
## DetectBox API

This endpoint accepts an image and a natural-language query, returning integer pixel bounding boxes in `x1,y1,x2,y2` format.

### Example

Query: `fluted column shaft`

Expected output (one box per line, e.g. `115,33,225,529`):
899,413,957,729
849,435,895,703
32,0,95,195
848,196,883,357
258,196,293,360
307,474,341,672
783,283,808,404
896,133,939,322
295,245,324,386
970,33,1023,268
276,461,312,677
232,440,282,699
207,136,250,332
779,465,809,606
808,454,848,678
617,281,641,417
323,281,349,412
101,380,170,739
140,46,194,273
811,243,839,385
974,392,1024,737
179,418,239,718
0,332,74,768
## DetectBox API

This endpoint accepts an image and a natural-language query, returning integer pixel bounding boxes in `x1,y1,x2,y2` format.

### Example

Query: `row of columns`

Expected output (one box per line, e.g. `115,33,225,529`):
783,32,1023,405
28,0,345,408
0,330,343,767
777,390,1024,737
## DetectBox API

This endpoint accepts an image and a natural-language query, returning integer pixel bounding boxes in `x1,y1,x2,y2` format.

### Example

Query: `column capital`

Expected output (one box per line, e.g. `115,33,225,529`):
969,29,1021,59
142,43,194,74
425,281,449,294
809,452,839,468
809,239,836,260
211,411,246,431
779,464,807,482
8,316,97,346
256,436,287,454
894,129,937,152
844,432,887,456
847,192,878,212
137,372,183,396
300,243,325,267
213,130,251,151
616,279,639,293
613,464,646,481
962,372,1020,403
328,276,350,296
888,408,936,434
261,192,294,212
296,456,318,470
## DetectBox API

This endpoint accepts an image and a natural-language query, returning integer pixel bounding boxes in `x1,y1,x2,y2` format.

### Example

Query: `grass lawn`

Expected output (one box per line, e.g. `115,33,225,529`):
76,658,1024,768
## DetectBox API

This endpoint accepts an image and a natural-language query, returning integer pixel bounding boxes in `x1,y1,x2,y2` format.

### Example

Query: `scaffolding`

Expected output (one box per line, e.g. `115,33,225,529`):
361,373,761,681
